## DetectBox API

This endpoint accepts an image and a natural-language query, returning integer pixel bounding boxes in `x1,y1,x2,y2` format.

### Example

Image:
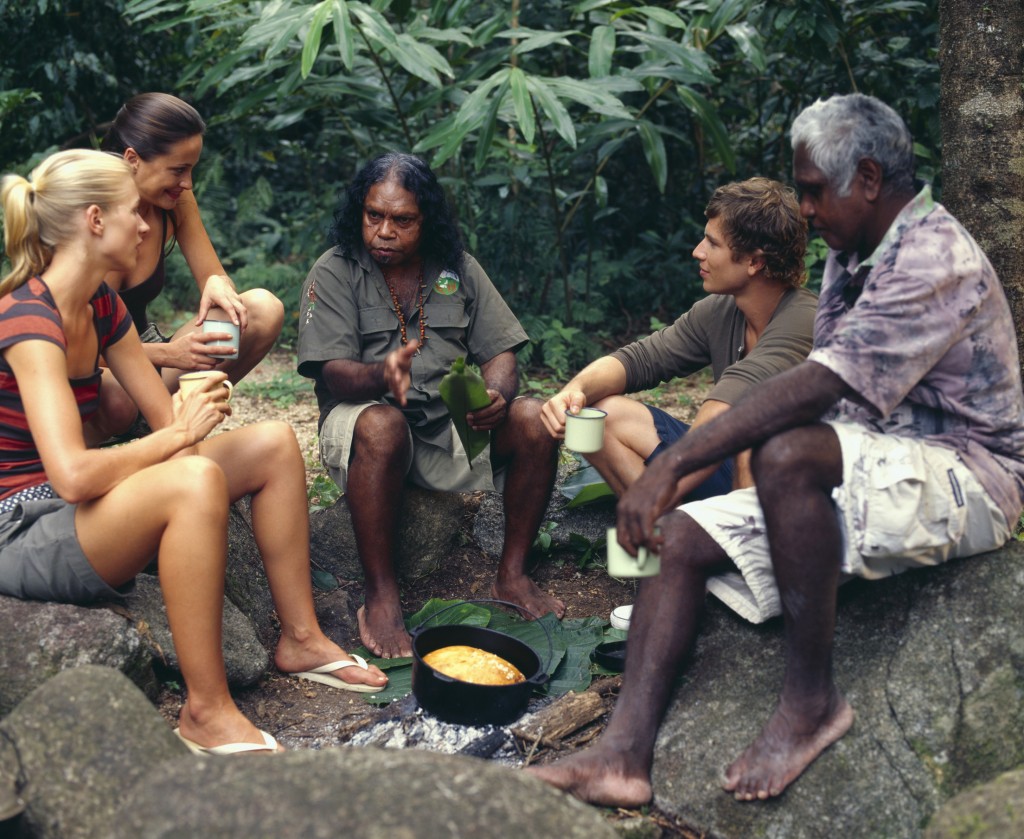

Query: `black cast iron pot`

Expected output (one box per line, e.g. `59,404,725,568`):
411,599,551,727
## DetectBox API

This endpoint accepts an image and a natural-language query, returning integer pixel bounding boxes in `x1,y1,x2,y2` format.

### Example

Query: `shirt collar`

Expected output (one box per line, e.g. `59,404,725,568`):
838,184,934,276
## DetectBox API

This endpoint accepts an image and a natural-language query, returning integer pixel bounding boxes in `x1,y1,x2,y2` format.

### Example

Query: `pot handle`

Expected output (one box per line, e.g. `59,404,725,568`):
412,597,555,676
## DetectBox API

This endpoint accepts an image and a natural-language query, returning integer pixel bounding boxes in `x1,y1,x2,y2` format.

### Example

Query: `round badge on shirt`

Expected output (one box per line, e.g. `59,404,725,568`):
434,270,460,295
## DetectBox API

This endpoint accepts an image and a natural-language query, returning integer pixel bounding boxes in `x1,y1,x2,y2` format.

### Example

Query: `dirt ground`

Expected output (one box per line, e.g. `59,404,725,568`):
157,349,712,838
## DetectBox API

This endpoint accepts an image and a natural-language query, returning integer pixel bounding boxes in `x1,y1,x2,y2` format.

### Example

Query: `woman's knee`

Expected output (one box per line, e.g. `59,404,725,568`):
240,289,285,339
166,456,230,510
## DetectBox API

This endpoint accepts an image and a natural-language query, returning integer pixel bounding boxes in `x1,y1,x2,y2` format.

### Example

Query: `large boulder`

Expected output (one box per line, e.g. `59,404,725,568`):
924,766,1024,838
0,665,186,839
127,573,269,687
1,664,617,839
649,541,1024,839
0,596,154,718
308,487,474,583
111,748,618,839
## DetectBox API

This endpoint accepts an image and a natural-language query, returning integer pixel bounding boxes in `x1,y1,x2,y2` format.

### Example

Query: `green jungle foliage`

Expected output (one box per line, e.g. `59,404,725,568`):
1,0,938,372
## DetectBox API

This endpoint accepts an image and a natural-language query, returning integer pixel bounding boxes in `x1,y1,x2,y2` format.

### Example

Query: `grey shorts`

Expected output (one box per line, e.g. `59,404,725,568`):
0,497,128,604
319,400,504,494
683,422,1010,624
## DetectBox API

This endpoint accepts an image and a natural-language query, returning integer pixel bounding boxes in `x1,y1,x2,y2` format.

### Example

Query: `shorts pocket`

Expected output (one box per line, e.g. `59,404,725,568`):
855,440,966,565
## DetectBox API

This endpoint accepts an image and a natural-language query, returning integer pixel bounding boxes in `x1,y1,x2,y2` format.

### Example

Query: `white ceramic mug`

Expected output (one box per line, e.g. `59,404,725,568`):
606,527,661,578
202,307,240,360
563,407,607,453
178,371,233,403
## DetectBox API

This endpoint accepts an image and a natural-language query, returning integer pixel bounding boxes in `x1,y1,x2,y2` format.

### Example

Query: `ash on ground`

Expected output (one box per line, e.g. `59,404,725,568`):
344,695,552,765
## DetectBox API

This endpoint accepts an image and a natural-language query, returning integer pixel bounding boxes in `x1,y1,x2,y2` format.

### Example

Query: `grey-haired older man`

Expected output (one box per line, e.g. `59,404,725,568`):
528,93,1024,806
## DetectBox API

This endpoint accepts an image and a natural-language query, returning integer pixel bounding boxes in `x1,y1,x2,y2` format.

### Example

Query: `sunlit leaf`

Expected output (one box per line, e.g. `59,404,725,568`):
300,1,333,78
331,0,354,70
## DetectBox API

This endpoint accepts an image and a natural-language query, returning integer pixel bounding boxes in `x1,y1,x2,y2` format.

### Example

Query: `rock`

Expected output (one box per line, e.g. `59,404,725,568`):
0,595,155,718
473,461,615,560
650,541,1024,839
924,766,1024,838
223,499,278,647
111,748,618,839
125,573,269,687
0,665,187,839
308,487,473,583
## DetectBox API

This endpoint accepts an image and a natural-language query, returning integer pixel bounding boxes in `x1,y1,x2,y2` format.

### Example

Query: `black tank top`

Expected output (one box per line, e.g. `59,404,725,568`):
119,211,172,333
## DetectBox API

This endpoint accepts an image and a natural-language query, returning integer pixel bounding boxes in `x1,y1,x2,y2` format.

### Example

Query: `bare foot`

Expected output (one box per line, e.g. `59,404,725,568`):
722,694,855,800
525,746,652,807
492,577,566,620
357,603,413,659
275,633,388,690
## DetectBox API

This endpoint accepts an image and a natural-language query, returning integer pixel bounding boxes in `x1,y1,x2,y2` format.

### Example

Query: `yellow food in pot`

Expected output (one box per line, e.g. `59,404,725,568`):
422,645,526,686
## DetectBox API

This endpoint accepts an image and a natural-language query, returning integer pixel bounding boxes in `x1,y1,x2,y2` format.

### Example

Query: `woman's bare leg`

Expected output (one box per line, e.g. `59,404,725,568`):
75,456,276,749
197,421,387,688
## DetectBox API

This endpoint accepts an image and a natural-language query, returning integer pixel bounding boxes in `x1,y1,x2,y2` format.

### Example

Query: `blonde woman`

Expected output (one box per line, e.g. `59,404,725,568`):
0,150,385,754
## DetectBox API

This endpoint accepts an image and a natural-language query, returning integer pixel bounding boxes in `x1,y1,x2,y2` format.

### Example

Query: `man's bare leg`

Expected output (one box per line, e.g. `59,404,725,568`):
723,424,853,800
527,511,734,805
346,405,414,658
583,396,661,495
491,398,565,618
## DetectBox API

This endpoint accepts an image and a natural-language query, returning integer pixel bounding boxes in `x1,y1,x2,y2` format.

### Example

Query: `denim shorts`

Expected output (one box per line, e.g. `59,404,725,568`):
0,496,128,604
644,404,735,501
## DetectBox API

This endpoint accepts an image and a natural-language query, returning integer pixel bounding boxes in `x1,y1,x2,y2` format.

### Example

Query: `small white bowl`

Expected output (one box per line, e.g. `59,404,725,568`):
610,604,633,631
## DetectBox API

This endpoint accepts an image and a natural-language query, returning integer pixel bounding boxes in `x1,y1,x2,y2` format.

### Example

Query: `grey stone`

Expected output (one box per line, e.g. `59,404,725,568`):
0,665,187,839
650,541,1024,839
924,766,1024,838
223,499,278,647
474,461,615,559
111,747,618,839
0,595,155,717
125,573,270,687
308,487,472,583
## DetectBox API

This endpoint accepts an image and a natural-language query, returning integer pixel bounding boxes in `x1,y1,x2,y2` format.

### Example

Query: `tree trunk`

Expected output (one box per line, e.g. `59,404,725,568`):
939,0,1024,367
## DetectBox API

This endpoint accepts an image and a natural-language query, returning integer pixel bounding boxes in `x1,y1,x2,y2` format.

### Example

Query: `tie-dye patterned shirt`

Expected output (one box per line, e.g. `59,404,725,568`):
808,186,1024,527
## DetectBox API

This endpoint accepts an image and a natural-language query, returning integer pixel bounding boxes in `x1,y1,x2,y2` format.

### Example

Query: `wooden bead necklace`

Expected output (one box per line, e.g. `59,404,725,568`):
384,269,427,347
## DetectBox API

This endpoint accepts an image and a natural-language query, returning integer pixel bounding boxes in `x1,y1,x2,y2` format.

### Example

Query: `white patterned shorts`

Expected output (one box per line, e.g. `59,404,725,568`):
682,422,1010,624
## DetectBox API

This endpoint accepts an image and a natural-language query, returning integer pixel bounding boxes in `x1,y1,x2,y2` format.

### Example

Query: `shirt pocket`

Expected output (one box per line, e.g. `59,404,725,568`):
358,306,398,359
424,302,470,366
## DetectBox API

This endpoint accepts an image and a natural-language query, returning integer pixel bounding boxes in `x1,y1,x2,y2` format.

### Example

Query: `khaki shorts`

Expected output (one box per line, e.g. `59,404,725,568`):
319,401,504,494
683,422,1010,624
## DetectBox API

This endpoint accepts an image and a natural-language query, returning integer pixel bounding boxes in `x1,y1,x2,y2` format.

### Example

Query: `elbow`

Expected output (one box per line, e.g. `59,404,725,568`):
47,467,98,506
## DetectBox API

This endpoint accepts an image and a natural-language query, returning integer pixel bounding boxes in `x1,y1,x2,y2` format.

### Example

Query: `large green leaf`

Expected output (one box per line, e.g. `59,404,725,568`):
508,67,535,146
525,75,576,148
588,24,615,78
635,119,667,193
543,77,637,120
677,85,736,173
301,1,333,78
331,0,355,70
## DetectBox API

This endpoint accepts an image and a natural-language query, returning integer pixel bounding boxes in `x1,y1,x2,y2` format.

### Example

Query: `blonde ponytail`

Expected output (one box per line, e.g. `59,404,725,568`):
1,150,133,296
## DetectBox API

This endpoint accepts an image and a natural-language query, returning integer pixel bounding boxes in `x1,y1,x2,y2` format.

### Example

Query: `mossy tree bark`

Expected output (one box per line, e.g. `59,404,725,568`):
939,0,1024,366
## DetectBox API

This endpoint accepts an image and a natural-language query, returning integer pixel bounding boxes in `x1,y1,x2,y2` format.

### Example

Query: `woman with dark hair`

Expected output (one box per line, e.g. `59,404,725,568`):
0,149,386,753
94,92,284,442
